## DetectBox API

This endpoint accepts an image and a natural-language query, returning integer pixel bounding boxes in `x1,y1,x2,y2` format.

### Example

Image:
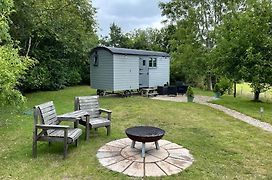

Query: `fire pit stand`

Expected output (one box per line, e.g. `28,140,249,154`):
125,126,165,157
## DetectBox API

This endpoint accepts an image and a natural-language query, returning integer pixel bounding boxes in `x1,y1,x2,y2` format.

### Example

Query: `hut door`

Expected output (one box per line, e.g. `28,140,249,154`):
139,58,149,88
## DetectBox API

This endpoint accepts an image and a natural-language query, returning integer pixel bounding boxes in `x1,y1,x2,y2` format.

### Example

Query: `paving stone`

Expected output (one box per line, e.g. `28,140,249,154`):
145,154,163,163
145,163,166,176
168,148,193,160
165,157,193,169
146,148,169,160
134,142,156,151
121,146,140,158
162,143,183,150
98,145,122,152
115,138,132,145
96,151,120,159
106,140,128,148
126,153,143,162
107,159,133,173
158,139,172,146
98,155,125,166
123,162,144,177
156,161,182,176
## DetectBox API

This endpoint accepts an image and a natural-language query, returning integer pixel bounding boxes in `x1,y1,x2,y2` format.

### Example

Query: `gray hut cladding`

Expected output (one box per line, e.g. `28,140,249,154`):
90,46,170,93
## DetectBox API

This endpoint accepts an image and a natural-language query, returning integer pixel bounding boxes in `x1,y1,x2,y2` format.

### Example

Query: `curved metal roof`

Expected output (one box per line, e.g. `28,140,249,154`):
91,46,170,57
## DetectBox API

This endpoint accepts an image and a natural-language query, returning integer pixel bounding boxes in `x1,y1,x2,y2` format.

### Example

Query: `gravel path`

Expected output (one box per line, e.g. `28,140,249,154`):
152,95,272,133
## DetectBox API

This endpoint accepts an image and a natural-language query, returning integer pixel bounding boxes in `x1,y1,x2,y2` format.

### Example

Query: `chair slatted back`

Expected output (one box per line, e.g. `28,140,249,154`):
36,101,59,125
75,96,100,118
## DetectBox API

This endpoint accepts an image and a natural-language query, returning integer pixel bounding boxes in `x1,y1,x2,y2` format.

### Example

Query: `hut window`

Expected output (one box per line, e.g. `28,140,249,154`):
149,59,153,67
93,52,98,66
153,58,157,67
149,58,157,68
143,60,146,66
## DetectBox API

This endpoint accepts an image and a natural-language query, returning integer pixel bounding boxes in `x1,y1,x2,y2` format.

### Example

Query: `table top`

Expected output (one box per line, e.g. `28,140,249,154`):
58,110,89,120
125,126,165,142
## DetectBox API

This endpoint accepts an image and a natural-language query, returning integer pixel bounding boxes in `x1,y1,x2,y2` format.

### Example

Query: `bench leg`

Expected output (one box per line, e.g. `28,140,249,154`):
63,130,68,159
106,126,111,136
32,129,37,158
85,115,90,141
141,142,145,158
75,139,78,147
32,139,37,158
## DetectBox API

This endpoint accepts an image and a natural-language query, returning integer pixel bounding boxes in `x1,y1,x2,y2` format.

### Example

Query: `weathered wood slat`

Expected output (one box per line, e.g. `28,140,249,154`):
42,109,57,118
36,101,54,110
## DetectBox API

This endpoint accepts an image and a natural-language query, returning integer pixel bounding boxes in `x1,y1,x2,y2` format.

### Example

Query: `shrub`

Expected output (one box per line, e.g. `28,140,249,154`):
0,46,34,106
214,78,232,95
186,86,194,97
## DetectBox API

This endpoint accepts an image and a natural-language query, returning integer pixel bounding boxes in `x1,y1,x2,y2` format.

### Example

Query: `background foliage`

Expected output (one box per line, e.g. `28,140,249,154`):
0,0,33,106
10,0,98,91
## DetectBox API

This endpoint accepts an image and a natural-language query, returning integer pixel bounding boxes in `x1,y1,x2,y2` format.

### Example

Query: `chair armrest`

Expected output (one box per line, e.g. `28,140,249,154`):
35,124,69,130
99,108,112,114
99,108,112,121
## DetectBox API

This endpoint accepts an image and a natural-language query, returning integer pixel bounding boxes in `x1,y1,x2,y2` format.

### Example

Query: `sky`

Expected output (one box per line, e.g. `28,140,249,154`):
92,0,170,37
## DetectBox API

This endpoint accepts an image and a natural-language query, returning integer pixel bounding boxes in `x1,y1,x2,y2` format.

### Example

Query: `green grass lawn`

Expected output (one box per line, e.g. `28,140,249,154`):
193,87,214,97
1,86,272,179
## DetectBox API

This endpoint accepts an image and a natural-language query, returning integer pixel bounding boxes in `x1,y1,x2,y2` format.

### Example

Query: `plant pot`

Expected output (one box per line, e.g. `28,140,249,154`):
187,96,194,102
214,92,221,98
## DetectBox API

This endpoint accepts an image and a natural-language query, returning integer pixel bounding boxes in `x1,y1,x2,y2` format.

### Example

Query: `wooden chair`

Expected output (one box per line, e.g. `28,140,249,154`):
32,101,82,159
74,96,112,136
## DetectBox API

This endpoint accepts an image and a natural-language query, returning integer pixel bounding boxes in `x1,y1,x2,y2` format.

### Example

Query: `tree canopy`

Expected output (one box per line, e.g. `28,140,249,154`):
212,0,272,100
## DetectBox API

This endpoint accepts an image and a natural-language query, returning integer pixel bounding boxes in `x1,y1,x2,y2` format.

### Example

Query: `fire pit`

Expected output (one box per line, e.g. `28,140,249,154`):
125,126,165,157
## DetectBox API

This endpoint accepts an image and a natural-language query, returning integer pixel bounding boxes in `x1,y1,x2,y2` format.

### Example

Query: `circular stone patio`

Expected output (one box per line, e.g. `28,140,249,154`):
96,138,194,177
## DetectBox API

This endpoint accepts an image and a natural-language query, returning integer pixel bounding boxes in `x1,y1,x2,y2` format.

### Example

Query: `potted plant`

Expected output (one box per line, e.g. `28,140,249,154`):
213,83,221,98
186,86,194,102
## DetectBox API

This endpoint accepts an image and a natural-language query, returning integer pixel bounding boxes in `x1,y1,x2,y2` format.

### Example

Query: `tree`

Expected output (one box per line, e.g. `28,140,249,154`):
212,0,272,101
159,0,244,88
0,0,33,106
100,23,131,48
10,0,98,91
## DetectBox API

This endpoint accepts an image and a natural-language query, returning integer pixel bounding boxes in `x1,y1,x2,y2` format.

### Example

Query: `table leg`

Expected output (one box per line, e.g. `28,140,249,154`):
131,140,135,148
155,141,160,150
142,142,145,158
74,119,79,128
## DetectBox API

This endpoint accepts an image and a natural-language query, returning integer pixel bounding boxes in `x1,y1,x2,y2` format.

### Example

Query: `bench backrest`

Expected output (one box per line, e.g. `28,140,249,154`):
34,101,58,125
74,96,100,118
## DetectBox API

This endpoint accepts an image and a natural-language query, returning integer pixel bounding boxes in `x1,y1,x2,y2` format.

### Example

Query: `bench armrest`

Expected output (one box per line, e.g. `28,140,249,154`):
35,124,69,130
99,108,112,121
99,108,112,113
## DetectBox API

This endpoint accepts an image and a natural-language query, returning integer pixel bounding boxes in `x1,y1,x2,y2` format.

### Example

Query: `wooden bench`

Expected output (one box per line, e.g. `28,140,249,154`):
32,101,82,159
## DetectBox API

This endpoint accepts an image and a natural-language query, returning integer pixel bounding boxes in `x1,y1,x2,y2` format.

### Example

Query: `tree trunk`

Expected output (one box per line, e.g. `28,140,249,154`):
26,36,32,57
233,81,237,98
254,90,260,101
208,75,213,91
